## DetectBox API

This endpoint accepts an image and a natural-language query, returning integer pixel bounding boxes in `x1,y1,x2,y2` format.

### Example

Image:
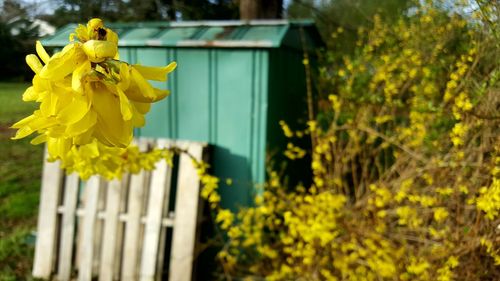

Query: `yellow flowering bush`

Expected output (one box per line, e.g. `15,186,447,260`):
215,2,500,280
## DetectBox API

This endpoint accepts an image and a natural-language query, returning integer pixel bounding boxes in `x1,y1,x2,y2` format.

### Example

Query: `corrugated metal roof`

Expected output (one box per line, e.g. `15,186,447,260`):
40,20,323,49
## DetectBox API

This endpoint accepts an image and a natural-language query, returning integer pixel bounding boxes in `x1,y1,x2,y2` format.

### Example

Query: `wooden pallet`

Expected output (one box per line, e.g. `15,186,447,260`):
32,138,207,281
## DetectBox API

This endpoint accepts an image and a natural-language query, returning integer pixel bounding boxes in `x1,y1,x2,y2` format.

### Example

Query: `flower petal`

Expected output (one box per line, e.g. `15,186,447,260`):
106,28,119,45
57,96,90,125
47,137,72,160
117,87,133,121
30,134,47,145
132,62,177,81
118,63,130,90
26,54,43,74
11,114,36,129
40,43,86,80
124,68,165,102
66,109,97,137
72,60,91,93
92,83,132,147
11,126,35,140
22,86,38,102
36,41,51,64
131,101,151,114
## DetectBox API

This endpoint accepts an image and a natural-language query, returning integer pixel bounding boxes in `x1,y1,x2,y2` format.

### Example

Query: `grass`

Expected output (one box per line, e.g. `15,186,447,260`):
0,82,37,124
0,82,43,281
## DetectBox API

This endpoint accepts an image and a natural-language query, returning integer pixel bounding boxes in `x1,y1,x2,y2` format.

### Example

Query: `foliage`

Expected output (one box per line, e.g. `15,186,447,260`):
287,0,416,49
41,0,239,28
0,0,39,80
215,1,500,280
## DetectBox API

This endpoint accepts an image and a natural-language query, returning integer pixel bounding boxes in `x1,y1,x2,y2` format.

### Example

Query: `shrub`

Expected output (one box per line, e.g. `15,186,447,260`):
215,2,500,280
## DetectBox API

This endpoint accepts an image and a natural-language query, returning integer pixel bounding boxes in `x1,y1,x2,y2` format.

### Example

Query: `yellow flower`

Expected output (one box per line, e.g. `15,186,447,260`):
12,18,176,164
433,207,449,222
216,209,234,229
279,120,294,138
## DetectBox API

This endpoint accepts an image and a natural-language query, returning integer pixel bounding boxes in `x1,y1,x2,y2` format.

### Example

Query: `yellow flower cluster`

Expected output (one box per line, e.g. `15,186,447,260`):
476,178,500,220
480,237,500,266
12,19,176,166
283,142,306,160
196,161,221,208
60,140,173,180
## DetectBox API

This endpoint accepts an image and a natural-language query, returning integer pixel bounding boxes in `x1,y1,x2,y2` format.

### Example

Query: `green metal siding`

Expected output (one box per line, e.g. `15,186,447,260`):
122,47,269,210
213,50,268,209
134,48,176,138
175,49,210,141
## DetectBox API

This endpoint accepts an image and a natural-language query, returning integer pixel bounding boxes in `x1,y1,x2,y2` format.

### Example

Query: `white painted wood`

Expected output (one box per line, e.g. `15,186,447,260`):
77,176,102,281
93,182,107,275
98,179,122,281
33,150,63,279
57,173,80,281
74,184,85,272
140,139,173,281
156,141,176,281
121,139,149,281
58,209,175,227
169,143,204,281
113,174,129,279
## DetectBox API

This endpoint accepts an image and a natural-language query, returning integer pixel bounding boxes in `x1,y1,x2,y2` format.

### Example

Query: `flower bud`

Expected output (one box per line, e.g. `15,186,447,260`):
82,40,118,63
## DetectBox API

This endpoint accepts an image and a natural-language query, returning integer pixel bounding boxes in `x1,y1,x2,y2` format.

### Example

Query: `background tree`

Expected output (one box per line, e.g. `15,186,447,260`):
173,0,239,20
0,0,39,80
238,0,283,20
287,0,416,49
40,0,240,27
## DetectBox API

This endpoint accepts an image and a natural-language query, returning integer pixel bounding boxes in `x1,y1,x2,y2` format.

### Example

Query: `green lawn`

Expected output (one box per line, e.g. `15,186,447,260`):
0,82,43,281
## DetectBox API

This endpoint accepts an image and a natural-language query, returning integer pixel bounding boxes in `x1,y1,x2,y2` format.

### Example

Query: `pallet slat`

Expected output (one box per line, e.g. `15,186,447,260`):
33,152,64,279
140,139,173,281
57,173,80,281
78,176,102,281
122,139,149,280
169,143,204,281
99,179,122,281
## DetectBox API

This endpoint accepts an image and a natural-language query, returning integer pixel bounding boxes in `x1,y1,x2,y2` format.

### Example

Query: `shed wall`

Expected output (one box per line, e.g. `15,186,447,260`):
121,47,269,209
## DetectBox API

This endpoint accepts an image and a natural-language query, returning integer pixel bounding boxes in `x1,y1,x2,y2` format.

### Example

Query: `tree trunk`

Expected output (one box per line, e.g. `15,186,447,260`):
238,0,283,20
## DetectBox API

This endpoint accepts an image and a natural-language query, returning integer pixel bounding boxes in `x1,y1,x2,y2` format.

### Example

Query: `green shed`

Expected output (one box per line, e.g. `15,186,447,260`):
42,20,323,210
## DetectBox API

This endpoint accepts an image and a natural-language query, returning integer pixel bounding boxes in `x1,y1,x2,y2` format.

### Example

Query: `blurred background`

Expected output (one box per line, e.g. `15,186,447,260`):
1,0,499,280
0,0,417,81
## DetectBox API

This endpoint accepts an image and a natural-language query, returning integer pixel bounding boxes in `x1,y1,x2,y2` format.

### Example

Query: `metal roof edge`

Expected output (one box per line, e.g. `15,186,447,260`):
166,19,314,27
39,19,320,48
46,19,314,31
175,40,275,48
